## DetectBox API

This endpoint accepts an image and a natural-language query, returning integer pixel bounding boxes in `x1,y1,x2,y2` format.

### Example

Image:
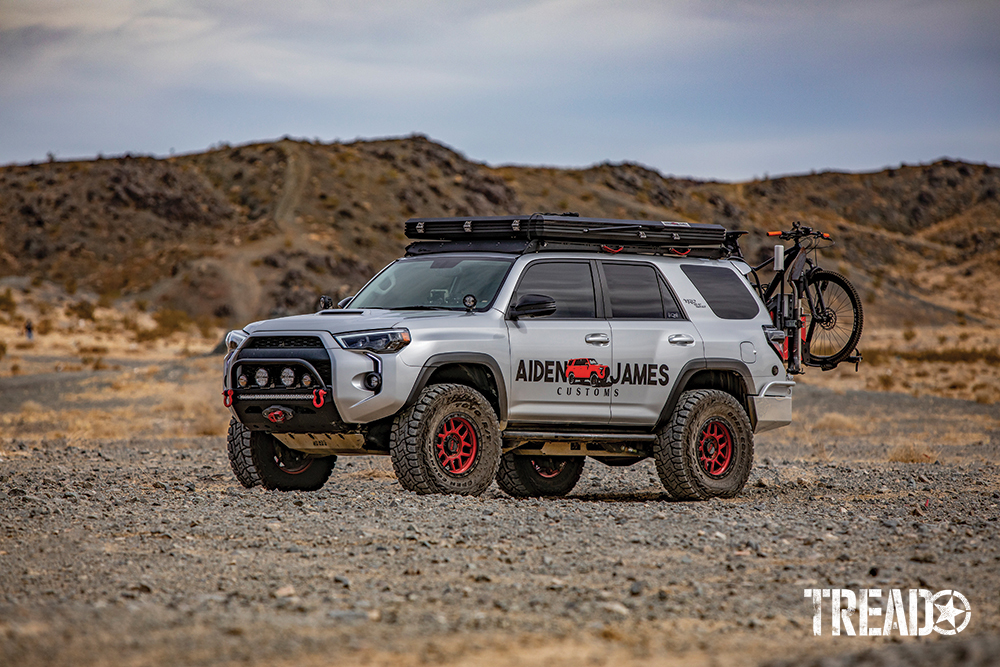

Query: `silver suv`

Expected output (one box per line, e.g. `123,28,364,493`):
223,215,793,500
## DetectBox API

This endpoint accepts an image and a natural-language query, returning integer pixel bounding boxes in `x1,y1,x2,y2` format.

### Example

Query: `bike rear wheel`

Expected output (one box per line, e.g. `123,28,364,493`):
803,270,863,366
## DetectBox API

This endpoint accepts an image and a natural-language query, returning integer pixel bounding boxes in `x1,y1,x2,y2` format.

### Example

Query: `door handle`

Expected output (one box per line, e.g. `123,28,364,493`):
668,334,696,346
585,333,610,346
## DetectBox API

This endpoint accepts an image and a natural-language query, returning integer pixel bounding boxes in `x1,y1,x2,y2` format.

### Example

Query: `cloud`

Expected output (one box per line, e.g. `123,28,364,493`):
1,0,997,178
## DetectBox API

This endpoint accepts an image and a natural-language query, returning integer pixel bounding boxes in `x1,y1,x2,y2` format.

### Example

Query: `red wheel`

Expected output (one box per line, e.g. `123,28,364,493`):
271,440,314,475
434,415,478,475
248,430,334,492
698,419,733,477
496,455,585,497
531,458,567,479
390,383,500,496
654,389,754,500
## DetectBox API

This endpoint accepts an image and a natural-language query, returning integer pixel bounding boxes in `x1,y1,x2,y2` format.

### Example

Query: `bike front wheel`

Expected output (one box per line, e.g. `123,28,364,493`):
803,270,863,366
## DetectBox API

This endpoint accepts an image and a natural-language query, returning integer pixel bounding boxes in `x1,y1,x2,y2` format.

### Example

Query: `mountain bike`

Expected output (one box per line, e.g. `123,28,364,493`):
745,222,863,373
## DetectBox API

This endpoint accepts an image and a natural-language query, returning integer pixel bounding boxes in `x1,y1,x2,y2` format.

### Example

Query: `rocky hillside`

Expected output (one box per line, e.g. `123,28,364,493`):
1,135,997,326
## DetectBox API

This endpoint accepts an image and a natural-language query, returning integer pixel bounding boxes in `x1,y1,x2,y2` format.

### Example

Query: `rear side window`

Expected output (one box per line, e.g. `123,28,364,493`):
680,264,760,320
602,262,683,319
514,261,596,319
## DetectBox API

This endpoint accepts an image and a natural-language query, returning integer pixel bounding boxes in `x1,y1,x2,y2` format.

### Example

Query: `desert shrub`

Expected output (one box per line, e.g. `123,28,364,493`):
134,308,193,341
813,412,861,435
888,442,937,463
0,340,6,360
0,288,15,314
37,319,52,335
903,329,916,342
877,373,895,390
66,300,95,320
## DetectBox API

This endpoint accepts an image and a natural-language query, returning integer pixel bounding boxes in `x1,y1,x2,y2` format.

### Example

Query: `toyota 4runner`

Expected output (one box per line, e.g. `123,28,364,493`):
223,214,797,500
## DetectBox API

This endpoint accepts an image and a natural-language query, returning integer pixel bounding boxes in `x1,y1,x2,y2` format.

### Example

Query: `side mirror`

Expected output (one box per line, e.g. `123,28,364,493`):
337,296,354,309
510,294,557,320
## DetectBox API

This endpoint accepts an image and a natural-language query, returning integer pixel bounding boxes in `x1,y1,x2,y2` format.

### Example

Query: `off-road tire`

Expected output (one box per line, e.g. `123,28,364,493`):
497,454,585,497
227,418,261,488
389,383,500,496
248,429,335,492
654,389,753,500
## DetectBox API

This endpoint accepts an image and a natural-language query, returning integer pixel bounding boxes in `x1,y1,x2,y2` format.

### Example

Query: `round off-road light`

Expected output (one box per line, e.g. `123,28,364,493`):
301,373,313,387
237,374,248,388
463,294,477,310
255,368,269,387
280,367,295,387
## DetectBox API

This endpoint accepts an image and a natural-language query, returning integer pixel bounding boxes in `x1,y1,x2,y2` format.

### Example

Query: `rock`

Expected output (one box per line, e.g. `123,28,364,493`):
152,481,167,490
598,602,630,617
273,585,296,598
629,581,645,596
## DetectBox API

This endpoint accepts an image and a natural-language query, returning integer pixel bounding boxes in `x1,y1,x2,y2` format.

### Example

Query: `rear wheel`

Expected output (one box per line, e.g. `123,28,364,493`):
249,430,335,491
497,454,585,497
654,389,753,500
390,383,501,496
803,270,863,366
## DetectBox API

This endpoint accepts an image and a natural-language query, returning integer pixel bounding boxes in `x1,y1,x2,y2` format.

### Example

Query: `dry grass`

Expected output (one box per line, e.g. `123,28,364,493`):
887,442,938,463
812,412,862,435
345,458,397,479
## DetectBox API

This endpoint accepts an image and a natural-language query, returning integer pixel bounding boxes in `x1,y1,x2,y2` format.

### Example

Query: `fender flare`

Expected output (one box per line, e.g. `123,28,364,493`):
656,358,757,430
403,352,508,422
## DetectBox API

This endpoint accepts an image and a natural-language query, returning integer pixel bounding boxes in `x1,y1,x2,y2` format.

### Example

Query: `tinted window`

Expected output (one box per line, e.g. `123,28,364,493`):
603,263,663,319
515,262,596,319
658,278,684,319
602,263,684,319
680,264,760,319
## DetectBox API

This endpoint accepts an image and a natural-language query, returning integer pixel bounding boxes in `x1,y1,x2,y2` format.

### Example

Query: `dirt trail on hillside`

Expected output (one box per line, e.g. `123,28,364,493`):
188,143,318,322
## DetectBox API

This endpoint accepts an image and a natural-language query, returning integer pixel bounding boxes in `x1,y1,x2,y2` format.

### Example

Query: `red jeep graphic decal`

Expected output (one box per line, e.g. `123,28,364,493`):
565,358,611,387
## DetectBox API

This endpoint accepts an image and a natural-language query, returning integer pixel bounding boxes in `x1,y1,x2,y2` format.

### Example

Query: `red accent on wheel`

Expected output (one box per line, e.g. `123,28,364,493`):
273,442,313,475
531,458,567,479
698,419,733,477
435,416,478,476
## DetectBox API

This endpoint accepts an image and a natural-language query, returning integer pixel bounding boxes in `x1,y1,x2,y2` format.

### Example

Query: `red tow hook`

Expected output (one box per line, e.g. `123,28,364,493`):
223,389,234,407
312,388,327,408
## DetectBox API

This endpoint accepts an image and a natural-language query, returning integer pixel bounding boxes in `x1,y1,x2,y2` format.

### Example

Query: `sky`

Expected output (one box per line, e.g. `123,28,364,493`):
1,0,998,181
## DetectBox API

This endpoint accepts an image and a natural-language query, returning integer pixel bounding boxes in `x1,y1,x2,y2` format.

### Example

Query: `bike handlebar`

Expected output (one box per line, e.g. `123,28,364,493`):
766,223,832,241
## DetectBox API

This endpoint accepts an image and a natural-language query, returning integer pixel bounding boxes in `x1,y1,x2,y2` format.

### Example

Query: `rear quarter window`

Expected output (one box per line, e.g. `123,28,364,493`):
680,264,760,320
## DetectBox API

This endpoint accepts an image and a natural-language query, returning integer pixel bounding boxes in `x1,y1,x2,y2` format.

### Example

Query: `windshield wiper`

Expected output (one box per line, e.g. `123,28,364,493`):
388,305,456,311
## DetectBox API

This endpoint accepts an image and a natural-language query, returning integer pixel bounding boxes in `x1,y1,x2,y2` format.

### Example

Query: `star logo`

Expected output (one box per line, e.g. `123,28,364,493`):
932,590,971,635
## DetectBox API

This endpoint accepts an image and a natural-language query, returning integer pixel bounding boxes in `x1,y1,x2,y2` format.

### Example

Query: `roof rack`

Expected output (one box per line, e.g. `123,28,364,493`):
404,213,727,249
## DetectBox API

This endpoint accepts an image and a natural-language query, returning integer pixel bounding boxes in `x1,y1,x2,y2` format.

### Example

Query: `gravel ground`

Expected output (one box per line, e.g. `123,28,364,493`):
1,378,999,666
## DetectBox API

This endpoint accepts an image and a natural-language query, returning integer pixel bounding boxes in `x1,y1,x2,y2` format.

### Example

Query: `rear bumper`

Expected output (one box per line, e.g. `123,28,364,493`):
751,380,794,433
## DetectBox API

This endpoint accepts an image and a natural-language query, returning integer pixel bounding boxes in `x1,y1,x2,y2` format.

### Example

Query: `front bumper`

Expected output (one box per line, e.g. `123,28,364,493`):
224,332,418,429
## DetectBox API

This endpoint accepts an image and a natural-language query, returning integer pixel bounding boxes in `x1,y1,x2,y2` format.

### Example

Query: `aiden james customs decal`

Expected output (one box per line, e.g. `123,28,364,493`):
515,358,670,397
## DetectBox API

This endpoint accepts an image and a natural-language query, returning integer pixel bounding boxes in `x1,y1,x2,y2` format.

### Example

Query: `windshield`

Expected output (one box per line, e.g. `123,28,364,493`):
349,256,515,311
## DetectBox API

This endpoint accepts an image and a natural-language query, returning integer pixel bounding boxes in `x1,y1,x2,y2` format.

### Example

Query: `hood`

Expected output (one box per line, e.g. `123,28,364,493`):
243,309,465,336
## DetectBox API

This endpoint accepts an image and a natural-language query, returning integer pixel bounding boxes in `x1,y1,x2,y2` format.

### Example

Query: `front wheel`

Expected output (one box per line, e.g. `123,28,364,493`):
497,455,585,497
803,270,863,366
248,430,335,491
389,383,501,496
654,389,754,500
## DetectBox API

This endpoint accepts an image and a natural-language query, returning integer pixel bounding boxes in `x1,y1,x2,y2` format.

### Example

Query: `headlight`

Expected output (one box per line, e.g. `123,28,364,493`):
334,329,411,353
225,329,248,352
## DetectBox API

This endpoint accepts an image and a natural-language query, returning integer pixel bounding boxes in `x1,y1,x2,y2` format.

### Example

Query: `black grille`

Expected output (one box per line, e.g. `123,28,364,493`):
246,336,324,349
